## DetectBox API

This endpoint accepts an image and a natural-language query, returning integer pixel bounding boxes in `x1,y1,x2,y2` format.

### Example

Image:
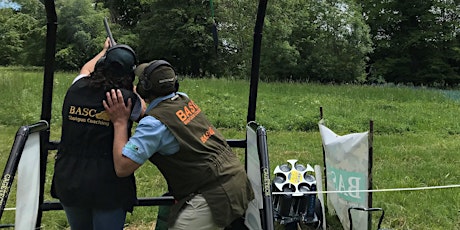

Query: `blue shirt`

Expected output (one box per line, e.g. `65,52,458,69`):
121,93,184,164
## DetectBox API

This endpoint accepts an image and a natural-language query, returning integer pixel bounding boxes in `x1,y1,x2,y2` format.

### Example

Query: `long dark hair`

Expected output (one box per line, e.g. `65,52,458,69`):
88,64,135,91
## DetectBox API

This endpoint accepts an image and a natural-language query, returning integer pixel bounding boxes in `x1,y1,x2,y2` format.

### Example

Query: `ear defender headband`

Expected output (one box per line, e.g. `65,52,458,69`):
138,60,174,91
106,44,138,64
137,60,179,99
95,44,138,74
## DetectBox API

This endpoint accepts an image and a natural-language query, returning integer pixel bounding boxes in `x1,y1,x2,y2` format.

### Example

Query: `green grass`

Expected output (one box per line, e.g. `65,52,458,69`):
0,68,460,229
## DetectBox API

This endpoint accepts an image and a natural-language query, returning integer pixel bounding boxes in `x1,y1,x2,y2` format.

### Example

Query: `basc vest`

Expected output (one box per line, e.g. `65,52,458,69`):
51,78,137,211
148,94,254,227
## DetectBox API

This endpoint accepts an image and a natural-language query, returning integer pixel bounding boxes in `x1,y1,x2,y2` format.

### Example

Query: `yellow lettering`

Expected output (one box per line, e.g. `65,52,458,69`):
75,107,82,115
82,108,90,116
68,106,97,117
88,109,97,117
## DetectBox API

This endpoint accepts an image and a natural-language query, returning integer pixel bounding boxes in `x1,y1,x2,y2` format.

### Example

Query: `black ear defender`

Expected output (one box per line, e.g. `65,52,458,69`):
138,60,174,91
95,44,138,73
105,44,138,65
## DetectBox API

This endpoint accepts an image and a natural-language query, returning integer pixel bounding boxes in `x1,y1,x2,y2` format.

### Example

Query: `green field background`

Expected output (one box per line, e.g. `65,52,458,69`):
0,68,459,229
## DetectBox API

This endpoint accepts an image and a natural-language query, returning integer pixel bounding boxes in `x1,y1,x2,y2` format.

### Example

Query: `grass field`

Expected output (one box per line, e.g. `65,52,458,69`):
0,68,459,229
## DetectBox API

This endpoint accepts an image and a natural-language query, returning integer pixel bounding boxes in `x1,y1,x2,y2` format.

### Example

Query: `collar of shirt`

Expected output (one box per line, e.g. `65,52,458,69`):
145,92,188,113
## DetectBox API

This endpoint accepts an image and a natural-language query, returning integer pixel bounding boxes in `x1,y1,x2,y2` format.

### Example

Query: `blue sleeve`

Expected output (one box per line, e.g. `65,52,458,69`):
122,116,179,164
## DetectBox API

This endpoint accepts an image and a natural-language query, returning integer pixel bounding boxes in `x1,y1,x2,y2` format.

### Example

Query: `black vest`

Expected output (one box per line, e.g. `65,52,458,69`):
148,94,254,227
52,78,137,211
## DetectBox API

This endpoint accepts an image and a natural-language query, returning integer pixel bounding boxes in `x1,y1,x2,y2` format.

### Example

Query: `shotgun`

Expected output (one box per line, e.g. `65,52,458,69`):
103,17,117,46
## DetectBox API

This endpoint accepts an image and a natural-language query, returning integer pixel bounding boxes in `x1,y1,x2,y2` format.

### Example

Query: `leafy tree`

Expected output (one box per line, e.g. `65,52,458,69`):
17,13,46,66
0,1,45,66
360,0,460,86
261,0,372,83
14,0,47,66
136,0,221,76
16,0,44,17
96,0,142,28
260,0,301,81
54,0,108,70
0,8,23,65
3,0,458,86
213,0,258,78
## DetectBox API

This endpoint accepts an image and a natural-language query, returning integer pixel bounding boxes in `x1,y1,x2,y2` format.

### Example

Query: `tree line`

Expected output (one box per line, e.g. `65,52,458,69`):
1,0,459,86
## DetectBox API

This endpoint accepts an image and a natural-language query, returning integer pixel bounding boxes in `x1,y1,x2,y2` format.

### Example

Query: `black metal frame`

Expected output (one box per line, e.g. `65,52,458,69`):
32,0,270,228
0,121,49,220
247,121,275,230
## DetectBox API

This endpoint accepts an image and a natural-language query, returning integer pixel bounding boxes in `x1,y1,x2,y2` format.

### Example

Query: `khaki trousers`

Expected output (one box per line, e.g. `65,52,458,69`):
170,194,223,230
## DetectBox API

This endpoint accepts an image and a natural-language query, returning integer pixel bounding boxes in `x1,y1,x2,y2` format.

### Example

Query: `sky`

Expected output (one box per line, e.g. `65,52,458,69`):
0,0,21,10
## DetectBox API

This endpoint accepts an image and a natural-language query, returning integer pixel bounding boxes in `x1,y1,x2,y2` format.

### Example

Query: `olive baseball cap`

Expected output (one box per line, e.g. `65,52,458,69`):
135,60,177,97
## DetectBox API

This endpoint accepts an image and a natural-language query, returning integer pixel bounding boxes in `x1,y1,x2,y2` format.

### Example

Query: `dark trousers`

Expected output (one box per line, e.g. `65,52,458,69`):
62,205,126,230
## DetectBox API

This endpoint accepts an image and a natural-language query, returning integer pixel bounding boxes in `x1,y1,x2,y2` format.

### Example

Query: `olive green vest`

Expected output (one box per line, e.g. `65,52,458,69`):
148,94,254,227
